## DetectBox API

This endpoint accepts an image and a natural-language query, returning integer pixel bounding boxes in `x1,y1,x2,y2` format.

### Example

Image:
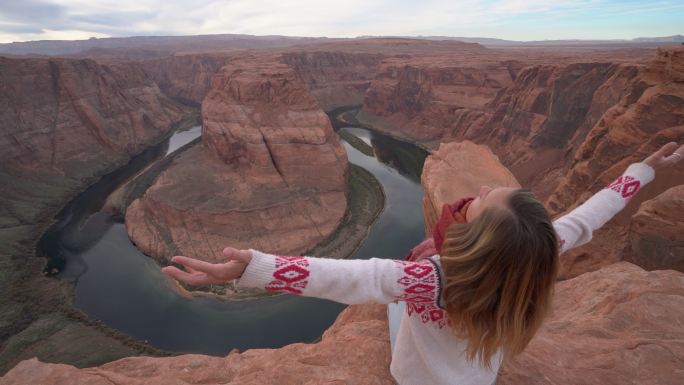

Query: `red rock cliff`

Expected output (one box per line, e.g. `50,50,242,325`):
0,57,186,175
140,53,233,107
281,51,384,111
359,55,519,146
125,57,349,262
546,47,684,213
0,56,189,374
357,46,683,278
0,56,188,255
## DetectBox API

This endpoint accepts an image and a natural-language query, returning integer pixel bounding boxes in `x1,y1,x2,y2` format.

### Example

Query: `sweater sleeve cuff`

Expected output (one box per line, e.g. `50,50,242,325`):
625,162,655,185
235,249,276,289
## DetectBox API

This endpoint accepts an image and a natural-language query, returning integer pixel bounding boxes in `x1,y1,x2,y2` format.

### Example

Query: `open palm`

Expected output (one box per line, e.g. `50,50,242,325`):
161,247,252,286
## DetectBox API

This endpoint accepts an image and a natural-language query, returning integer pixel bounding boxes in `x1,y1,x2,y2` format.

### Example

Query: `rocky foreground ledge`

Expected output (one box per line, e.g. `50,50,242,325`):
4,140,681,384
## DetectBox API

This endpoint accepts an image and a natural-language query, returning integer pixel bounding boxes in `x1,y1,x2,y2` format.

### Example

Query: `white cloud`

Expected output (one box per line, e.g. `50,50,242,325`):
0,0,681,43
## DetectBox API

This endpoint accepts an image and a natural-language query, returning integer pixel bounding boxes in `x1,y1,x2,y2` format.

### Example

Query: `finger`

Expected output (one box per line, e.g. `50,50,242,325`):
164,275,194,298
162,266,208,286
656,142,679,157
222,247,252,263
170,255,221,275
663,143,684,166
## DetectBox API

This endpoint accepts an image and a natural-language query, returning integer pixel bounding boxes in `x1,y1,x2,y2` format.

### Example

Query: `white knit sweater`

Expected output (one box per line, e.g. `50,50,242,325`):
236,162,655,385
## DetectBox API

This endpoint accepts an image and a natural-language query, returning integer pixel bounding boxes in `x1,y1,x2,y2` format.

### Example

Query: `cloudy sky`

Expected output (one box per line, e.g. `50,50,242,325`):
0,0,682,43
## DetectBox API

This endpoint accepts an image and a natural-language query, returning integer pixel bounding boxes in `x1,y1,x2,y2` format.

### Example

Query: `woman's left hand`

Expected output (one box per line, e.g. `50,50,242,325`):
161,247,252,286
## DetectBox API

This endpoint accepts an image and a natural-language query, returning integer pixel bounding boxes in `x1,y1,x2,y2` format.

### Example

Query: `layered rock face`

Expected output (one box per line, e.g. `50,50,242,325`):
0,56,188,373
543,48,684,278
140,54,233,106
141,50,384,112
126,58,349,262
0,56,188,257
546,47,684,214
281,51,384,111
0,57,186,180
359,55,519,147
357,46,676,198
627,185,684,272
358,46,683,278
473,63,641,194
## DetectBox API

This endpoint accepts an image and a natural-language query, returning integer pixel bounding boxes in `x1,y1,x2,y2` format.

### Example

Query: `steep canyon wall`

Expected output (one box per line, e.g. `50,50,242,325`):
0,56,190,372
357,46,684,277
281,51,384,111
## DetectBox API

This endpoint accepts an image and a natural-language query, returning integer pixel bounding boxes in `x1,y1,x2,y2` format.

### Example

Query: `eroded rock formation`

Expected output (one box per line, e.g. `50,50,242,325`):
0,55,189,261
281,50,383,111
0,55,188,260
140,54,234,107
357,45,684,278
359,56,519,147
125,57,349,263
546,47,684,214
544,47,684,278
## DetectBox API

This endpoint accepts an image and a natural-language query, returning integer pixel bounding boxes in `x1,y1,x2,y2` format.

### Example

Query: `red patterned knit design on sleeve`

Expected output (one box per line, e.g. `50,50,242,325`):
394,260,448,328
606,175,641,198
265,256,310,294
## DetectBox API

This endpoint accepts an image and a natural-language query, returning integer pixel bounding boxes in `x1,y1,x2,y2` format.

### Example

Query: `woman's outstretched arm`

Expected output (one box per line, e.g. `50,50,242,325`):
163,249,445,309
553,142,683,255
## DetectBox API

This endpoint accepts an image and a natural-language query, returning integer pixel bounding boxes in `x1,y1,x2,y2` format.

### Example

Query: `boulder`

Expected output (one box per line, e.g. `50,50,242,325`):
628,185,684,272
499,262,684,385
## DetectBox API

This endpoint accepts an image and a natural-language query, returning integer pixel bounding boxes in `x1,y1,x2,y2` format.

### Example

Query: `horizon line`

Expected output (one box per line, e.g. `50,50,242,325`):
2,32,683,45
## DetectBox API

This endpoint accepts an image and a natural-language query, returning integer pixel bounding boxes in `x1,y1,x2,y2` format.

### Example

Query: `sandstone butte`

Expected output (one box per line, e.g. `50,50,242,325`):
125,57,349,263
4,140,683,384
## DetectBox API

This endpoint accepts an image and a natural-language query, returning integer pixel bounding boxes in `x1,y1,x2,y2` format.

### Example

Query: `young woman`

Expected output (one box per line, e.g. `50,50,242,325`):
162,142,683,385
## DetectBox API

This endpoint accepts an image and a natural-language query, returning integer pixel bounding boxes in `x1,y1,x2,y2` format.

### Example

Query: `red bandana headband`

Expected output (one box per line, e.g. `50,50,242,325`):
405,196,474,262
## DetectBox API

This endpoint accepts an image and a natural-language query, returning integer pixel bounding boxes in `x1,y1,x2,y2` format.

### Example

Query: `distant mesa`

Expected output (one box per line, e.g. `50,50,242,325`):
1,33,683,56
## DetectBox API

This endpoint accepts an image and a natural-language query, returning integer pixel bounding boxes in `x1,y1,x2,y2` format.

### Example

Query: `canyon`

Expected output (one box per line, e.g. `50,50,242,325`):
0,56,194,373
0,37,683,383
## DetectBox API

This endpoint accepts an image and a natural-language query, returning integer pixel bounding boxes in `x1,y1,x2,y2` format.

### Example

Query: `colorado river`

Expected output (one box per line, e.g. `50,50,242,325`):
39,123,428,355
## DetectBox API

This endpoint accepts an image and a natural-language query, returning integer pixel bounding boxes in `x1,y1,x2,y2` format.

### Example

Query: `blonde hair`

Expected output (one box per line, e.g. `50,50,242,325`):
440,189,558,369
